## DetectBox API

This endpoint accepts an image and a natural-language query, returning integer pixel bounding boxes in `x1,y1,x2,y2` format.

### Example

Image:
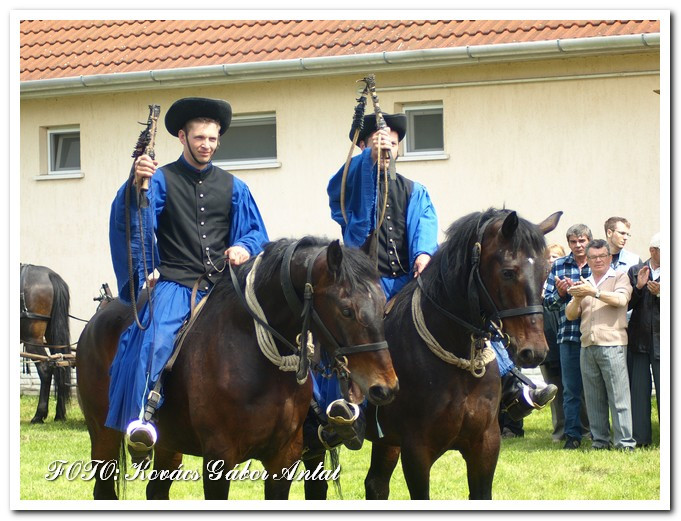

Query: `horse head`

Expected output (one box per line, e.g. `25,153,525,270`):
479,210,562,367
305,240,399,406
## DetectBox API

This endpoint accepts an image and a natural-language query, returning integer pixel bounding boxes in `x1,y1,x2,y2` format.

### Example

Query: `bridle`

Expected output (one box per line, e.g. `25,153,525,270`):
421,216,544,341
231,240,389,391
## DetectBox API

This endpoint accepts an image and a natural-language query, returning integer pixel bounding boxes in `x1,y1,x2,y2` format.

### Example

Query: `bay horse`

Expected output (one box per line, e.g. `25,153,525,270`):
20,264,72,423
77,237,399,500
303,208,562,500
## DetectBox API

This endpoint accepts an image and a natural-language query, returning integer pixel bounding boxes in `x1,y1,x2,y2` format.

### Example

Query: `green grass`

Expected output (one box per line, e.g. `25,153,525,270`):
17,395,662,502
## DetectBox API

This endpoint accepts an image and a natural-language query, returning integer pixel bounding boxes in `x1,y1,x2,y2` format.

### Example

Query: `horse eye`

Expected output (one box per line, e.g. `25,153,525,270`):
341,308,355,319
502,269,516,280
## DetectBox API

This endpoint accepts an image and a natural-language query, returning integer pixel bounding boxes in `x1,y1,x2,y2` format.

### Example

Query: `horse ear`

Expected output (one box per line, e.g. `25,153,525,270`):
327,240,343,276
537,211,563,235
501,211,519,239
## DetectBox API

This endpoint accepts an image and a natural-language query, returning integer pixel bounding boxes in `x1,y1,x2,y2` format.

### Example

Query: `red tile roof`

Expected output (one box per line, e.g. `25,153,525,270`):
20,19,661,82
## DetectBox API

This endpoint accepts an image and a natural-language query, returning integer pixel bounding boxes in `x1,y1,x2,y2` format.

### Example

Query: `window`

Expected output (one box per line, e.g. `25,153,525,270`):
47,127,81,174
404,104,444,157
213,114,279,169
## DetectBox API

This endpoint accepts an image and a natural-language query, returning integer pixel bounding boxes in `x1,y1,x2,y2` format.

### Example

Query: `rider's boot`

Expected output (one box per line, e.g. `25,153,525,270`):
125,419,157,467
500,372,557,422
324,399,366,450
301,399,366,460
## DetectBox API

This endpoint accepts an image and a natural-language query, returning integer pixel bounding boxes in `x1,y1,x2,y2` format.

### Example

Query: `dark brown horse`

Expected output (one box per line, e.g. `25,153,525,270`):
77,237,399,500
20,264,72,424
365,209,561,500
303,208,561,500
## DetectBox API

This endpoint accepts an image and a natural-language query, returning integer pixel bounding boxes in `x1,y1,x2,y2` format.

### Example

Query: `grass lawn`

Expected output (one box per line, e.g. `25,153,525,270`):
16,394,662,503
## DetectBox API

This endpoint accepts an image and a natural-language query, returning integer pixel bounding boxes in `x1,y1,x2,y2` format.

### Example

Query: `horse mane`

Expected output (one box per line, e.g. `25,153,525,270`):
213,236,379,297
421,207,546,305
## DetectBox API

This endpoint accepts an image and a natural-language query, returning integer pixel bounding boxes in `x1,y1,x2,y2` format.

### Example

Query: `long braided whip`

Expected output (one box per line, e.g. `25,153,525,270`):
340,83,369,223
411,286,495,377
363,74,390,230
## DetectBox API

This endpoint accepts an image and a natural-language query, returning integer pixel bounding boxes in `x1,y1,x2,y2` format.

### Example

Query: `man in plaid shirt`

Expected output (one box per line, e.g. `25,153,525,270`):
544,223,593,450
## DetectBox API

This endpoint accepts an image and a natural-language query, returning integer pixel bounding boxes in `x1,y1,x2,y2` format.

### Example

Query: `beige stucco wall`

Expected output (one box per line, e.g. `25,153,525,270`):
19,51,662,342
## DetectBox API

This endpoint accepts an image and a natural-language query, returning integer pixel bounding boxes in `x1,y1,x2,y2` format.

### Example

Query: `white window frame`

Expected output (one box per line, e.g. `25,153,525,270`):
213,113,280,171
401,103,448,162
46,126,82,177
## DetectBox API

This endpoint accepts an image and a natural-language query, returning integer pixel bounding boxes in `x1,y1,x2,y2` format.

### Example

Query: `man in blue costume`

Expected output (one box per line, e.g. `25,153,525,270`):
107,97,269,462
303,113,438,458
307,113,556,457
328,113,438,298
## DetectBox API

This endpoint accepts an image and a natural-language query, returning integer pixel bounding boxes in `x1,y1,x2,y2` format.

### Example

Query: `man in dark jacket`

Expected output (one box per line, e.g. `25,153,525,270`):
107,97,269,462
626,232,661,447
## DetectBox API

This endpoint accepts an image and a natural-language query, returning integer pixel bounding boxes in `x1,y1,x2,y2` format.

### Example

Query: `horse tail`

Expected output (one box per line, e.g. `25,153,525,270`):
45,271,71,348
45,271,72,405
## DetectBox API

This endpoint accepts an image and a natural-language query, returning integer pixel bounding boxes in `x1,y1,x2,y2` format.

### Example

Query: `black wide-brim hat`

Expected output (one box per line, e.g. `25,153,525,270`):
165,97,232,136
351,113,407,144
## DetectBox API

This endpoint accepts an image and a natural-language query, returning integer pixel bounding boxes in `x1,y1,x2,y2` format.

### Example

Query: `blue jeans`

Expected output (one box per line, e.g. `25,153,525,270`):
559,341,584,440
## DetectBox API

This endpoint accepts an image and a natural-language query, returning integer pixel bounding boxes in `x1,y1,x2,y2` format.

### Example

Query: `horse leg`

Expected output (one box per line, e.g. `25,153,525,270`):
31,360,53,424
53,365,69,421
91,429,124,500
202,455,232,500
262,442,302,500
400,442,436,500
303,454,328,500
460,429,500,500
147,448,183,500
365,442,401,500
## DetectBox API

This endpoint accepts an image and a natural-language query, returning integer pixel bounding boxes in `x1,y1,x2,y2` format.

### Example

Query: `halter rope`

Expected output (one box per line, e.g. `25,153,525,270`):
245,254,313,374
411,286,496,377
410,212,542,376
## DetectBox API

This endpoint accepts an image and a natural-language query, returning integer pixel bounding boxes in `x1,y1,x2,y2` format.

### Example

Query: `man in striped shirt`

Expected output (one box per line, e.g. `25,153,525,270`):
543,224,593,450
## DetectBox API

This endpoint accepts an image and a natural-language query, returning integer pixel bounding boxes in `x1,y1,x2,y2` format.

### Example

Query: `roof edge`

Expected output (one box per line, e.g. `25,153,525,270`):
20,33,661,99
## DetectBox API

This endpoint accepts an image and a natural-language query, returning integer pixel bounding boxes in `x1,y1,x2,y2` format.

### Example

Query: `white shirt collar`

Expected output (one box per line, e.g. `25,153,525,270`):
587,266,617,287
649,261,661,280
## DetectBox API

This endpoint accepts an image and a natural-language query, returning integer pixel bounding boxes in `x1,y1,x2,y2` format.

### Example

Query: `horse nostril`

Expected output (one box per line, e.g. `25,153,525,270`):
368,384,396,406
518,348,534,365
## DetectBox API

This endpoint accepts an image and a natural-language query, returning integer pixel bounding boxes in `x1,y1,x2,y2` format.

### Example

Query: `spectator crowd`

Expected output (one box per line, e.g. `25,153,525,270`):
500,216,661,452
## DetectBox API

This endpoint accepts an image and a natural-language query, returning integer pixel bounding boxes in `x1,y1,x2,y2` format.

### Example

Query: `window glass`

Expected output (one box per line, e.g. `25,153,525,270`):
214,115,277,163
48,129,81,172
405,106,444,155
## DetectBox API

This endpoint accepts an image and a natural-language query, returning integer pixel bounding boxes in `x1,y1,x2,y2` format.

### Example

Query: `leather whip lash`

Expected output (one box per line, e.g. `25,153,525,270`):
125,104,161,330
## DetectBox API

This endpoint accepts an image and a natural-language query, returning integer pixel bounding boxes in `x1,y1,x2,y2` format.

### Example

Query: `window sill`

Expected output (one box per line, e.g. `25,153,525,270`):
214,160,281,171
399,153,450,163
34,172,85,180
